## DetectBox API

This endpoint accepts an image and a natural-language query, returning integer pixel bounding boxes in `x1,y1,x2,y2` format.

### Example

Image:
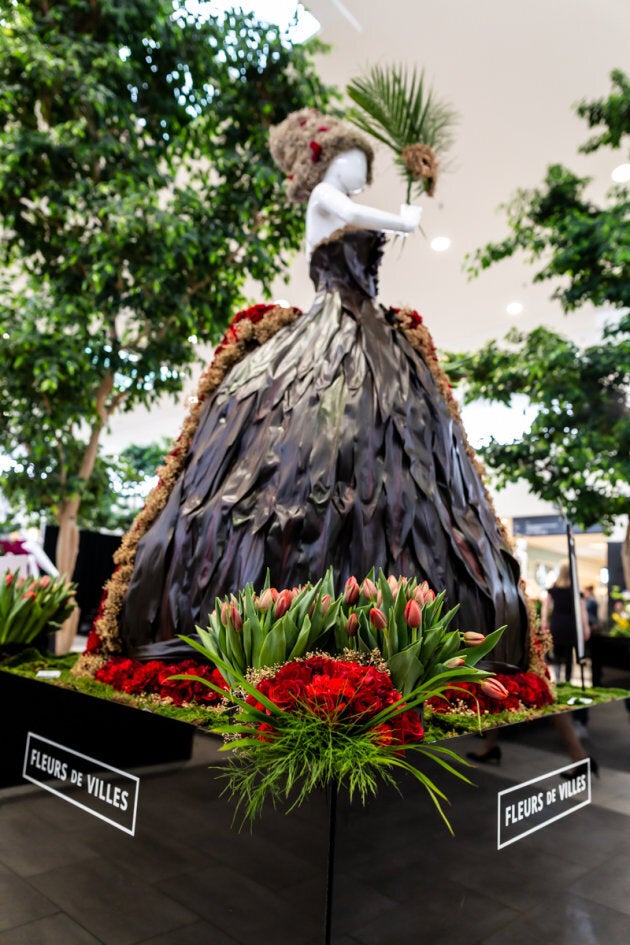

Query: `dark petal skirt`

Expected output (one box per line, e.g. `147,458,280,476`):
120,290,528,669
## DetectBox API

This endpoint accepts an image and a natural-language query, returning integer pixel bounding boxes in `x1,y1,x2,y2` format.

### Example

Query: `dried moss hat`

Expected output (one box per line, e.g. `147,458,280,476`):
269,109,375,204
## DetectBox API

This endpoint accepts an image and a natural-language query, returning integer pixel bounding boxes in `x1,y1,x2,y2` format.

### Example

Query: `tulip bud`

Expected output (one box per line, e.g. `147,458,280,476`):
445,657,466,668
229,602,243,632
361,578,378,600
39,576,51,589
275,589,293,619
404,599,422,628
481,678,509,701
321,594,331,614
369,607,387,630
4,572,14,587
387,574,399,594
462,631,486,646
22,590,37,601
344,576,360,605
220,601,230,626
414,580,436,605
258,587,274,611
345,613,359,637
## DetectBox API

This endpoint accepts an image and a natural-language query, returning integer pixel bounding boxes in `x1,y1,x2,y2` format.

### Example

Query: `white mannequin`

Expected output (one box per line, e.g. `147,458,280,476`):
305,148,422,258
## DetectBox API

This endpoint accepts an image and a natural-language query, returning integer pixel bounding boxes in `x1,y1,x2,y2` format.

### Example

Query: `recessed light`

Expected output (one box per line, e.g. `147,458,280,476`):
611,163,630,183
430,236,451,252
506,301,524,316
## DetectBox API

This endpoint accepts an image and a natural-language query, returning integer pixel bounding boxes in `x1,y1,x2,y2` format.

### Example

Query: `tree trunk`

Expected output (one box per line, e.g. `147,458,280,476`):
54,373,115,654
622,519,630,591
54,495,82,654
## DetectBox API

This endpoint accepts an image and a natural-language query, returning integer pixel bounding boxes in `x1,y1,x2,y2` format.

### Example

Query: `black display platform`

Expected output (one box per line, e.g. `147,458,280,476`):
2,673,630,944
1,671,194,789
591,634,630,686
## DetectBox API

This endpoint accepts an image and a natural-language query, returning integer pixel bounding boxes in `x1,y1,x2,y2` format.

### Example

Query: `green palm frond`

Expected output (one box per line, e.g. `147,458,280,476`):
347,64,458,199
347,63,457,153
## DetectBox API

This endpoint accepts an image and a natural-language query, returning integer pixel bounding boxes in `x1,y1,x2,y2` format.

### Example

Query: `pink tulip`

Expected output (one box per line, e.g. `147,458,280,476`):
445,657,466,668
404,599,422,628
258,588,274,611
462,631,486,646
345,613,359,637
414,580,435,605
481,678,509,701
229,602,243,632
369,607,387,630
220,602,230,626
275,589,293,619
361,578,378,600
344,576,360,605
38,576,51,589
321,594,331,614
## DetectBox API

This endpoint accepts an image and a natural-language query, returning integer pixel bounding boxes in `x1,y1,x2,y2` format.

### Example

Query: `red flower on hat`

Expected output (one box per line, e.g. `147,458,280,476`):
309,140,322,162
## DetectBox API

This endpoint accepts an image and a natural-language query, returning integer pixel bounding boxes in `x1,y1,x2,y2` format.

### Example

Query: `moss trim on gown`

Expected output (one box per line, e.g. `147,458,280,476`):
118,230,529,668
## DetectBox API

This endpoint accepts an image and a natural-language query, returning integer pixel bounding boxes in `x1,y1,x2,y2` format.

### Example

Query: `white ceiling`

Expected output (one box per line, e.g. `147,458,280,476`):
104,0,629,514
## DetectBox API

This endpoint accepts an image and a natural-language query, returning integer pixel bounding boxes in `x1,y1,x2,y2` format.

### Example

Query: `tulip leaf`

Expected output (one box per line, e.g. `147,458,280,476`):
258,623,287,667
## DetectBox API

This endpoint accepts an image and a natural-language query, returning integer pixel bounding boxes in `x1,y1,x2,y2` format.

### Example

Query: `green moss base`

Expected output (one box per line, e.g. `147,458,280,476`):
3,651,630,742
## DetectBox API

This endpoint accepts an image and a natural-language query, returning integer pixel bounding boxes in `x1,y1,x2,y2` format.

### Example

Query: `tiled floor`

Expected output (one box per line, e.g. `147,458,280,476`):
1,688,630,944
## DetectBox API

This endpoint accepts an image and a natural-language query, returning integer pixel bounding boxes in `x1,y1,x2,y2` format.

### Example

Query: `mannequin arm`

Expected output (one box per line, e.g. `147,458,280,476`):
313,183,421,234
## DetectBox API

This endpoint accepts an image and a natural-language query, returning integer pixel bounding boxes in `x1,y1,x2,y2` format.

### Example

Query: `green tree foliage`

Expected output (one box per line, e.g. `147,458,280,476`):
79,439,172,533
0,0,333,578
447,326,630,531
448,70,630,532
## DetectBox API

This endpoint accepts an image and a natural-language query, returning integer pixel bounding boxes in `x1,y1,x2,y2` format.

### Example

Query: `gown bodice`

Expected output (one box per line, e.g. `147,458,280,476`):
308,229,385,300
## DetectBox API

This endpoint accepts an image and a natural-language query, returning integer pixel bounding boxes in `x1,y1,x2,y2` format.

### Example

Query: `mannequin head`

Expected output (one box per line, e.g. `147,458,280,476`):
323,148,368,195
269,109,374,203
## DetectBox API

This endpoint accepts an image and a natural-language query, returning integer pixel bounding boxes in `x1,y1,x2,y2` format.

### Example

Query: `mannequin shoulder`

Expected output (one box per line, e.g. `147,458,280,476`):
308,182,352,214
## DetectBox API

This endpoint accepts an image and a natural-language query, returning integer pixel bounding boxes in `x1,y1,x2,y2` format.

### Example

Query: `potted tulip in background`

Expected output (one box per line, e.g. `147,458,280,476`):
0,571,77,654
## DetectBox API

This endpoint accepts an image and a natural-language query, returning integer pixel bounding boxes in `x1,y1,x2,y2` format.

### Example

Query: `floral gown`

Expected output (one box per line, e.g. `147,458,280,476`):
117,230,529,669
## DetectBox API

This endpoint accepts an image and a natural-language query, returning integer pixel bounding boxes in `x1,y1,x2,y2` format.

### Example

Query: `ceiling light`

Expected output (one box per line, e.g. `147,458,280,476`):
506,301,524,316
611,163,630,183
430,236,451,252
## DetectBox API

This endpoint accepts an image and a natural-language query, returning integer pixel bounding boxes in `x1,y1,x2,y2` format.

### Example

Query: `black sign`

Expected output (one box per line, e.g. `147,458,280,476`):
513,515,603,537
498,759,591,849
22,732,140,835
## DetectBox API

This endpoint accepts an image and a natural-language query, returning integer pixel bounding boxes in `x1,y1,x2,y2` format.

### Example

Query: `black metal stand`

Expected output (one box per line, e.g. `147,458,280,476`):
565,518,587,686
324,783,337,945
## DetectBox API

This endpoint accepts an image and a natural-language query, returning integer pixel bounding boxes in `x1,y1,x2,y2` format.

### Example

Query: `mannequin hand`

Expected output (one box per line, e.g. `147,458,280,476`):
400,204,422,231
